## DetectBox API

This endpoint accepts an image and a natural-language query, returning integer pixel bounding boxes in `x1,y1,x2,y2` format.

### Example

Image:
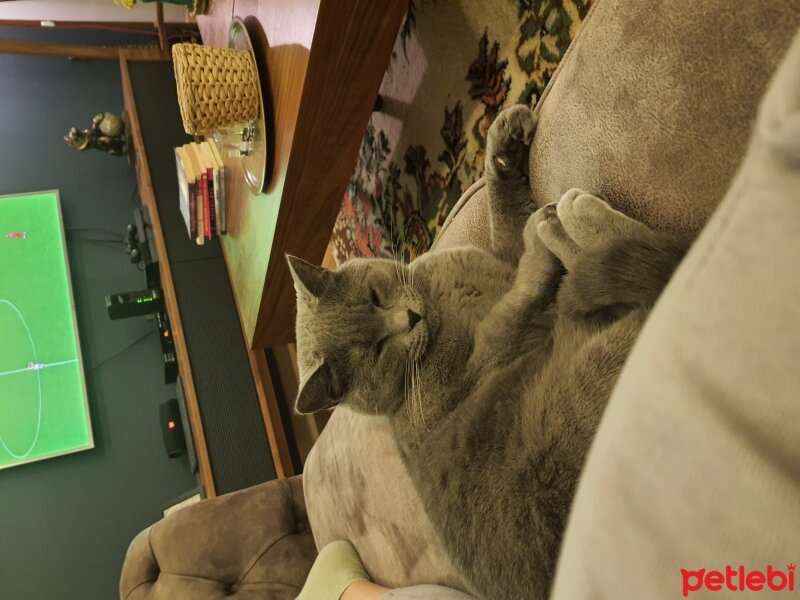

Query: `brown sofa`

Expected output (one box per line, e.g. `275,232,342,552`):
120,0,800,597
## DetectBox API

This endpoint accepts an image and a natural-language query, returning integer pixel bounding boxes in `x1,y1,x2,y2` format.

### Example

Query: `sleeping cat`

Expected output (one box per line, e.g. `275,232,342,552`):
287,105,692,599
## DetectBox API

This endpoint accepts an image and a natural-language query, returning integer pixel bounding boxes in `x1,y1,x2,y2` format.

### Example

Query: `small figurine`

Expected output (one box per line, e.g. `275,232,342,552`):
64,112,128,157
113,0,206,16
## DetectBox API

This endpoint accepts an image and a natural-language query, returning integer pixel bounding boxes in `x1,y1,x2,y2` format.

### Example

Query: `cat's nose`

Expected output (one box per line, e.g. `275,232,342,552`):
407,309,421,329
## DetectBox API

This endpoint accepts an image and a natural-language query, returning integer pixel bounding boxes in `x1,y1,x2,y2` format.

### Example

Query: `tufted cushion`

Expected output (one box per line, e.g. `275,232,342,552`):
119,476,316,600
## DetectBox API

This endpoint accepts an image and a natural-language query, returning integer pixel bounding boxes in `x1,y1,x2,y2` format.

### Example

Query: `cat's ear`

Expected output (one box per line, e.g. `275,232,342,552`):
286,255,331,299
296,361,339,414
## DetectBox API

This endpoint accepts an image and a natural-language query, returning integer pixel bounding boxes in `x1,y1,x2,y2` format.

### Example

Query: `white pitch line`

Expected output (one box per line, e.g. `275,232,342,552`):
0,358,77,378
0,298,42,459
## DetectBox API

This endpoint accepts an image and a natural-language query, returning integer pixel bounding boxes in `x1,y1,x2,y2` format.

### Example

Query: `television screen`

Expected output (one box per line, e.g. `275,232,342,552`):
0,190,93,469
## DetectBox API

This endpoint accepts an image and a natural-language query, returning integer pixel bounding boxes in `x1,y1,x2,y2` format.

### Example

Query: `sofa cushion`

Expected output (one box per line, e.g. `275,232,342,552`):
552,29,800,599
303,407,468,591
530,0,800,231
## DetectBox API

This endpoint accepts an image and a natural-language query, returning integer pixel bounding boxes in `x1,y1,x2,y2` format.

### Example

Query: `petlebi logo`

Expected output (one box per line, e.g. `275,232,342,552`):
681,564,796,596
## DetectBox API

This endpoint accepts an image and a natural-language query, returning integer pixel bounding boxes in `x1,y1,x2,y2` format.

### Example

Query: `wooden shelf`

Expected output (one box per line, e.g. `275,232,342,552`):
198,0,408,349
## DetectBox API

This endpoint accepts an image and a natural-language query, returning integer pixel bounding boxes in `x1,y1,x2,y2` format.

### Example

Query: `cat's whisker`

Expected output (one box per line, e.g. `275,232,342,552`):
412,370,422,437
404,357,413,426
395,213,413,288
411,360,418,430
416,359,429,433
412,360,423,436
401,220,415,287
408,229,428,291
409,358,416,430
386,210,404,287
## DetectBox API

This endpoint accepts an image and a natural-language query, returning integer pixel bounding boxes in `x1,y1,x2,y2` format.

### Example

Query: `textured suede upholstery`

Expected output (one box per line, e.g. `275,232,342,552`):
303,408,468,592
303,0,800,591
119,476,315,600
552,29,800,598
529,0,800,232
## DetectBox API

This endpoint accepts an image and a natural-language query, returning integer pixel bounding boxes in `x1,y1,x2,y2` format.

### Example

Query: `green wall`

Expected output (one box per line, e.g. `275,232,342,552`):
0,29,197,600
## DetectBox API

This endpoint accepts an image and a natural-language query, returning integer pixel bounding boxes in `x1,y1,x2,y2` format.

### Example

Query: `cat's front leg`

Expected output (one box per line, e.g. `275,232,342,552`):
485,105,538,264
467,205,562,377
538,189,693,320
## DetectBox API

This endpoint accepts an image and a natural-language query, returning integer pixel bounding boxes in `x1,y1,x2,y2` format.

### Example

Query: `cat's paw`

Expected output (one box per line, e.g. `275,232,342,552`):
557,189,651,246
485,105,537,181
524,202,558,254
538,189,651,270
519,204,563,282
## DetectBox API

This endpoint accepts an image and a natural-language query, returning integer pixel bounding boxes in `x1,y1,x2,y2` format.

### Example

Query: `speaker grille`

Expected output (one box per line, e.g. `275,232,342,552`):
171,260,277,492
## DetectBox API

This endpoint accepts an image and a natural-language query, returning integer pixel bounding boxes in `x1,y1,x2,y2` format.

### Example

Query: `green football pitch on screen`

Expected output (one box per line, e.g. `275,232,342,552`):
0,191,93,469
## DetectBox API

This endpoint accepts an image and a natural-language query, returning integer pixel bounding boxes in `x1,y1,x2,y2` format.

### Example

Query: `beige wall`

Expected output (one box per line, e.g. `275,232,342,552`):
0,0,186,23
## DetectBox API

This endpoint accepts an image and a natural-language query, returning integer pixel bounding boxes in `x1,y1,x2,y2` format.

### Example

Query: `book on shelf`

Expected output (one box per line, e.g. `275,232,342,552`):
181,142,205,245
186,143,213,240
174,146,197,240
206,138,227,234
197,141,220,237
174,139,230,245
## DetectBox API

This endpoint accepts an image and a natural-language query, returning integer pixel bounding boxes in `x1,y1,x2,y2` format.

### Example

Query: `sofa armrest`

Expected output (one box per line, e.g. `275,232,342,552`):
119,476,316,600
433,179,490,253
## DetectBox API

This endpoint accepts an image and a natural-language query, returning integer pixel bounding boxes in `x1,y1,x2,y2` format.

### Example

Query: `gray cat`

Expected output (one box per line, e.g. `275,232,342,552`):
287,105,692,599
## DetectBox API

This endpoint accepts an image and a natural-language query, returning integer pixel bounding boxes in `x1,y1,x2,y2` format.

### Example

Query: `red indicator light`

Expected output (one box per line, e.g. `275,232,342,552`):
168,420,176,430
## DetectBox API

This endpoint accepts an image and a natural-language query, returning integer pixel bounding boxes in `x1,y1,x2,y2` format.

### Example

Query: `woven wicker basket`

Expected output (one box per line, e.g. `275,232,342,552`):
172,43,259,135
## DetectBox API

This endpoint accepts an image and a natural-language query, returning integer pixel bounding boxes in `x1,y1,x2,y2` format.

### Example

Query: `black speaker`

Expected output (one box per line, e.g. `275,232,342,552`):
159,398,186,458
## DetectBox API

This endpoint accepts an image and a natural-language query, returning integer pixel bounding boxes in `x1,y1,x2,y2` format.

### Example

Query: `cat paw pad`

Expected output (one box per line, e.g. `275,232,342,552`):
486,105,537,180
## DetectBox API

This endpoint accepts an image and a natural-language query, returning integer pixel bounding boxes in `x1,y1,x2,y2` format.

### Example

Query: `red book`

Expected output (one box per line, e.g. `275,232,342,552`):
205,166,217,236
200,170,211,239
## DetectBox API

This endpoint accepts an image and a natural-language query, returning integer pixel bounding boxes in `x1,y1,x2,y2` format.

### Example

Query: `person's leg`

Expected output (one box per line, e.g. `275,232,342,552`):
297,540,387,600
297,540,476,600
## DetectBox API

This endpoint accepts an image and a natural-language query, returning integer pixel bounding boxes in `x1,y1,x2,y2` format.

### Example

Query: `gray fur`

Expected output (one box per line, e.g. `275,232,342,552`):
289,105,691,599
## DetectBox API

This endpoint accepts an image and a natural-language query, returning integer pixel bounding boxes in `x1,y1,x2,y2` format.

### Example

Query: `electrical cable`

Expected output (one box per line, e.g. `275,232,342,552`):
89,329,155,373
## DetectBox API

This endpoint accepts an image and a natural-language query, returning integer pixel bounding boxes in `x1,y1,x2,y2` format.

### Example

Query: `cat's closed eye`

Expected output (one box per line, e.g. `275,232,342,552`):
375,335,389,356
371,289,382,307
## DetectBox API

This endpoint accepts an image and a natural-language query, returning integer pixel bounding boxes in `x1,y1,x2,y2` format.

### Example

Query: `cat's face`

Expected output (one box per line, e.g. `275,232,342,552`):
287,255,440,416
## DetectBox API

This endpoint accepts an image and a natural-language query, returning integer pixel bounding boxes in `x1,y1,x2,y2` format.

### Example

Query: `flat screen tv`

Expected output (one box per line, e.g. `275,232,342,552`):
0,190,93,469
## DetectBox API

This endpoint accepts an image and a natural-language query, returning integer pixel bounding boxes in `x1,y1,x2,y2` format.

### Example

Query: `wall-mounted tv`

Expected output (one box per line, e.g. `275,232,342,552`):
0,190,93,469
